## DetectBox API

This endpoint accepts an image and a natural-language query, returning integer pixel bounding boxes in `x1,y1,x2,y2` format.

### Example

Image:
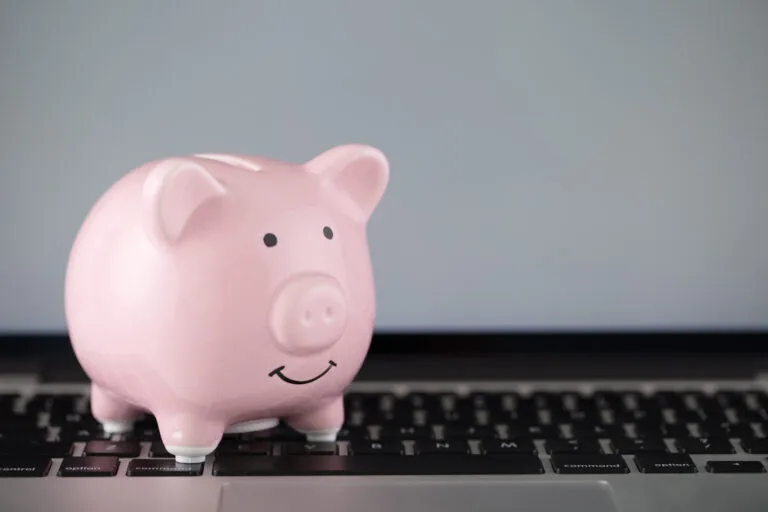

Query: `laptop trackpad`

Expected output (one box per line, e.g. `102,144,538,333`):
218,480,618,512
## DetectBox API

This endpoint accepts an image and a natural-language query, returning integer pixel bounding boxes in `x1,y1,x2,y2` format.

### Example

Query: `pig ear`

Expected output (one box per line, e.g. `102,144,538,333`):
305,144,389,222
142,157,226,248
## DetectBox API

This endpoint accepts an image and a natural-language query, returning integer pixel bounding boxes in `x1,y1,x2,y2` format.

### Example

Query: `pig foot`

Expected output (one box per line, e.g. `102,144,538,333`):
156,414,226,464
225,417,279,435
89,383,142,434
284,396,344,442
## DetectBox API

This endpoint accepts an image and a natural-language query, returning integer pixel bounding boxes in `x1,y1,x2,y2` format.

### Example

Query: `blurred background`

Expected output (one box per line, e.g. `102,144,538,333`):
1,0,766,334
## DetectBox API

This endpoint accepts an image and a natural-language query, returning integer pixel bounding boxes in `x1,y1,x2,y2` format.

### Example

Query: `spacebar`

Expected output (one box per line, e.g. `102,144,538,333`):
213,455,544,476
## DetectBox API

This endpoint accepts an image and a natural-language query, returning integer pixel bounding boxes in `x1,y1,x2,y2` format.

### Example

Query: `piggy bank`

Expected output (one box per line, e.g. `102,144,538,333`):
64,144,389,463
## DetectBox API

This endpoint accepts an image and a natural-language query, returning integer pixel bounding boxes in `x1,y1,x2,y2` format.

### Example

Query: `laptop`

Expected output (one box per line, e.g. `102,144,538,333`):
2,1,768,510
2,330,768,512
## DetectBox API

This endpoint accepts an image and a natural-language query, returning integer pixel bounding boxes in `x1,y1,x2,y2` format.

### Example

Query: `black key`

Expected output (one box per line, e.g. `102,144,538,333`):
282,442,338,455
714,390,747,408
508,424,562,439
0,414,39,430
83,441,141,458
415,440,470,455
430,409,475,425
240,424,303,442
633,423,664,439
441,425,497,440
365,408,414,426
550,454,629,474
733,408,767,424
705,460,765,474
0,427,47,442
740,438,768,454
0,440,72,458
398,393,442,412
723,422,759,439
213,454,544,476
545,439,602,454
126,459,204,477
635,453,697,473
675,437,734,455
58,456,120,477
217,440,273,456
661,422,693,438
348,441,405,455
122,426,160,442
335,427,367,441
57,424,111,442
610,437,667,454
569,422,627,439
461,393,505,413
0,456,51,477
148,442,172,458
377,425,431,440
481,439,536,454
48,412,99,426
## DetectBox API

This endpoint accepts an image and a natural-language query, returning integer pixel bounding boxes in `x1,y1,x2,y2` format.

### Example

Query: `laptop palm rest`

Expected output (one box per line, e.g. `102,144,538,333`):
218,479,619,512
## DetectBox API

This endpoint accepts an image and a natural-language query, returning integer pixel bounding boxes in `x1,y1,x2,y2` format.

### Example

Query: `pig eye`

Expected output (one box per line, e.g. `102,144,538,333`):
323,226,334,240
263,233,278,247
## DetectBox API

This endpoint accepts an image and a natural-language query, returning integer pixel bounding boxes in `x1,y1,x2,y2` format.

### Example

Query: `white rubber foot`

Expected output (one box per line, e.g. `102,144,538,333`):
101,420,134,434
300,427,340,443
224,418,279,435
166,445,217,464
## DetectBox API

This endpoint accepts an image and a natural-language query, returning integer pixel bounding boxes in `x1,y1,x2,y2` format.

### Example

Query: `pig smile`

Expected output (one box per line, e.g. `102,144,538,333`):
268,360,337,385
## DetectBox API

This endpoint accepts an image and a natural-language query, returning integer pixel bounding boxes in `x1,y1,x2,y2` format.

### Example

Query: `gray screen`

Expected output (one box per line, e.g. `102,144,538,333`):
1,0,767,333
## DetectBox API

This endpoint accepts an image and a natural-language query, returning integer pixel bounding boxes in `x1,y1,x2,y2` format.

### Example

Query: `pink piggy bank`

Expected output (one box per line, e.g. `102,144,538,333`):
64,144,389,463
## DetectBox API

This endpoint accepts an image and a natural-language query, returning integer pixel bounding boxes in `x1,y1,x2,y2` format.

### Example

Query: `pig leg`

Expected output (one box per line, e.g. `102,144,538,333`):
90,383,142,434
284,395,344,442
155,413,227,464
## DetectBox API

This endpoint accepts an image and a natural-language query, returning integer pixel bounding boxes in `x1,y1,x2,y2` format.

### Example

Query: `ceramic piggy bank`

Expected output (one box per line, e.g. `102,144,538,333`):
64,144,389,463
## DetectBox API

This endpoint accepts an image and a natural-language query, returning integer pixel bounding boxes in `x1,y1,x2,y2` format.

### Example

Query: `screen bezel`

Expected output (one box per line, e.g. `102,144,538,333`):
0,329,765,358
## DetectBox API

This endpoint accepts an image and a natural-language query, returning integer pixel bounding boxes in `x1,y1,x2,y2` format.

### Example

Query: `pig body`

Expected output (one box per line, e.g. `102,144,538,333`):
64,145,389,463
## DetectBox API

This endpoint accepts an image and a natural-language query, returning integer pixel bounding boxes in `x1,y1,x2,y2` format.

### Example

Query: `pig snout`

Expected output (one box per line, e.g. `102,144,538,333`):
269,275,348,354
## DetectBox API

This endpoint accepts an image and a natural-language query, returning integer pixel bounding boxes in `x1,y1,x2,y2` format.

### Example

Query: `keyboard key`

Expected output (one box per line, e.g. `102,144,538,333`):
217,440,273,456
610,437,667,454
481,439,536,455
121,426,160,441
635,454,697,473
58,456,120,477
348,441,405,455
0,440,73,458
282,442,338,455
675,437,734,455
721,422,759,439
57,425,110,442
508,424,562,439
213,454,544,476
441,425,497,440
550,454,629,474
0,456,51,477
569,422,626,439
661,422,693,438
414,440,470,455
705,461,765,474
83,440,141,458
740,438,768,454
126,459,204,477
0,428,47,442
0,414,39,430
377,425,431,440
544,439,602,454
148,442,172,458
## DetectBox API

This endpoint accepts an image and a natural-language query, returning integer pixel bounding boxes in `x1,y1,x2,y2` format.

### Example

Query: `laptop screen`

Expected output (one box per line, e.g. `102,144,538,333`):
1,2,767,340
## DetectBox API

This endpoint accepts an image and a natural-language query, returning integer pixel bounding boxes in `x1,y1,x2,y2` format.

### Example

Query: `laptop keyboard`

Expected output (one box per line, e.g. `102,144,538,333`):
1,388,768,477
